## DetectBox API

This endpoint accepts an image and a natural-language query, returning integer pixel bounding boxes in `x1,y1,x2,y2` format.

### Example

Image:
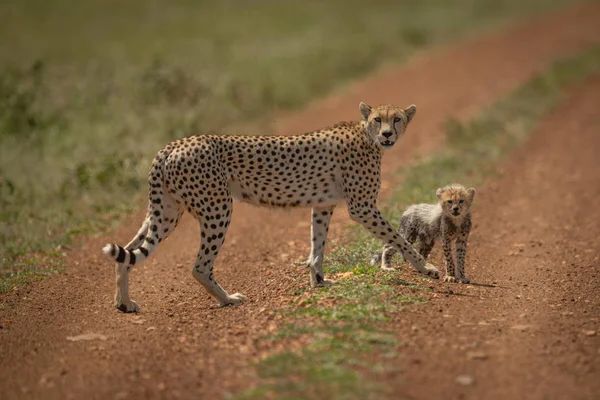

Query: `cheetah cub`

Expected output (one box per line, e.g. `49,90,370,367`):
371,184,475,283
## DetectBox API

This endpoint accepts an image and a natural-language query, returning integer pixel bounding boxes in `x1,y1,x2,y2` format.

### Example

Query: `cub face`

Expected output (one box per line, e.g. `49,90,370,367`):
360,102,416,150
436,184,476,219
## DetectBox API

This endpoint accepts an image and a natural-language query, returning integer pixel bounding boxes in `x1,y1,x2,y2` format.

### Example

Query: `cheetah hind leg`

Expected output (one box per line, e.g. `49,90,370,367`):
113,216,150,313
114,200,183,313
190,194,246,306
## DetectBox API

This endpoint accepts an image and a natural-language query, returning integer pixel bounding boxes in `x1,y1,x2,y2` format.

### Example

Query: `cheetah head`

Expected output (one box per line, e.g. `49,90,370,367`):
437,184,476,220
359,102,416,150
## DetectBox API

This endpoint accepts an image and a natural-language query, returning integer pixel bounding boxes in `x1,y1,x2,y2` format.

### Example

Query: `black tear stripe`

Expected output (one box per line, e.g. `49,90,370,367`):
129,252,136,265
116,246,126,263
110,245,116,257
139,247,149,257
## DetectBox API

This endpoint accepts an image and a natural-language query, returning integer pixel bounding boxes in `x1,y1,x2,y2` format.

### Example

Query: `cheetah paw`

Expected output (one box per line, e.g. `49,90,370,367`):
457,276,471,284
115,300,139,313
423,263,440,279
381,266,396,272
369,253,383,266
220,292,247,307
443,275,457,283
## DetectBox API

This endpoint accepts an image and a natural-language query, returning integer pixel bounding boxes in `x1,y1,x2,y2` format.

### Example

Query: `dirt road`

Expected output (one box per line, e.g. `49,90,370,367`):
1,3,600,399
386,75,600,400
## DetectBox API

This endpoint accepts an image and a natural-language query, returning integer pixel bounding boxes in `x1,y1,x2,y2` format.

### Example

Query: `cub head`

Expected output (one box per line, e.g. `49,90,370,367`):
436,184,476,219
359,102,417,150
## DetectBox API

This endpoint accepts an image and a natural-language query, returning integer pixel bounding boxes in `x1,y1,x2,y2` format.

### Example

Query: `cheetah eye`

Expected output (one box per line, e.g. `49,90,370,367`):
374,117,381,123
393,117,401,123
459,199,464,204
446,200,452,204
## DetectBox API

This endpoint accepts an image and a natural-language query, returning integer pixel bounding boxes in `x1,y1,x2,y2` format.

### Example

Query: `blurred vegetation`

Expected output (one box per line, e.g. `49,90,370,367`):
0,0,579,273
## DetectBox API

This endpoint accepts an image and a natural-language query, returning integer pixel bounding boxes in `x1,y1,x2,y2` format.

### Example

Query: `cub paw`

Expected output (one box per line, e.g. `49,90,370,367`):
423,263,440,279
317,279,336,287
443,275,457,283
369,253,383,266
457,276,471,284
115,300,139,313
381,265,396,272
220,292,247,307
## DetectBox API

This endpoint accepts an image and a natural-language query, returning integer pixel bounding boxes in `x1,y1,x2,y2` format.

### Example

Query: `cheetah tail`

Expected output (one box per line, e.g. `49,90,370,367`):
102,145,171,266
102,237,156,266
102,200,163,266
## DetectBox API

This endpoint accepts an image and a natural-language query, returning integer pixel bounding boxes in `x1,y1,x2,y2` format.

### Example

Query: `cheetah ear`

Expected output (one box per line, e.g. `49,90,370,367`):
359,102,372,120
467,187,476,200
436,187,443,199
404,104,417,123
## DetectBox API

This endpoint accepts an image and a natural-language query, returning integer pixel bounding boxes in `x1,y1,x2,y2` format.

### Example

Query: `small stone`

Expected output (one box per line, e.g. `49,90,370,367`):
466,351,488,360
456,375,475,386
115,391,128,400
66,333,107,342
510,324,534,332
584,330,596,337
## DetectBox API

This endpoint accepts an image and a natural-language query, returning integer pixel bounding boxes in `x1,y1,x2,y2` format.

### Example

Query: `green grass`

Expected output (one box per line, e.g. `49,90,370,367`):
238,350,380,400
0,0,579,279
233,45,600,399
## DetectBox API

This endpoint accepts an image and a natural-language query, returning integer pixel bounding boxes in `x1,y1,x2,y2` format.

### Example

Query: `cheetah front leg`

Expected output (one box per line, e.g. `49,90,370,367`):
441,236,457,283
418,237,434,260
349,204,439,279
307,206,336,287
455,232,470,284
380,223,418,270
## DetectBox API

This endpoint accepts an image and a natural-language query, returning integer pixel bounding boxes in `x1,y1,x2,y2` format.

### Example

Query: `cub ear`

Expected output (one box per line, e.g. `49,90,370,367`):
467,187,476,200
359,102,372,120
436,187,443,199
404,104,417,123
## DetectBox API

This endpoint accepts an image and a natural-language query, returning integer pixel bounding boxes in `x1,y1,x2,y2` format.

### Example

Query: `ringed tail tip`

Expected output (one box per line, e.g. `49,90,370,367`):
102,244,115,257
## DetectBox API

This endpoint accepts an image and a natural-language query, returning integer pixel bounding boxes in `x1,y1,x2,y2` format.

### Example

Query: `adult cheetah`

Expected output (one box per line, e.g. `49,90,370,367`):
103,102,440,312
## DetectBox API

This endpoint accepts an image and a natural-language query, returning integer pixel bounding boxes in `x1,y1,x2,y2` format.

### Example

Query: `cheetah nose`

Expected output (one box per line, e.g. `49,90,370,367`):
382,131,393,138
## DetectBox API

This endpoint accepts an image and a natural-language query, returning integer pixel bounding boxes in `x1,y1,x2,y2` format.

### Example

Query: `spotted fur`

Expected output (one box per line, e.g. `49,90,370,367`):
102,102,440,312
371,184,475,283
